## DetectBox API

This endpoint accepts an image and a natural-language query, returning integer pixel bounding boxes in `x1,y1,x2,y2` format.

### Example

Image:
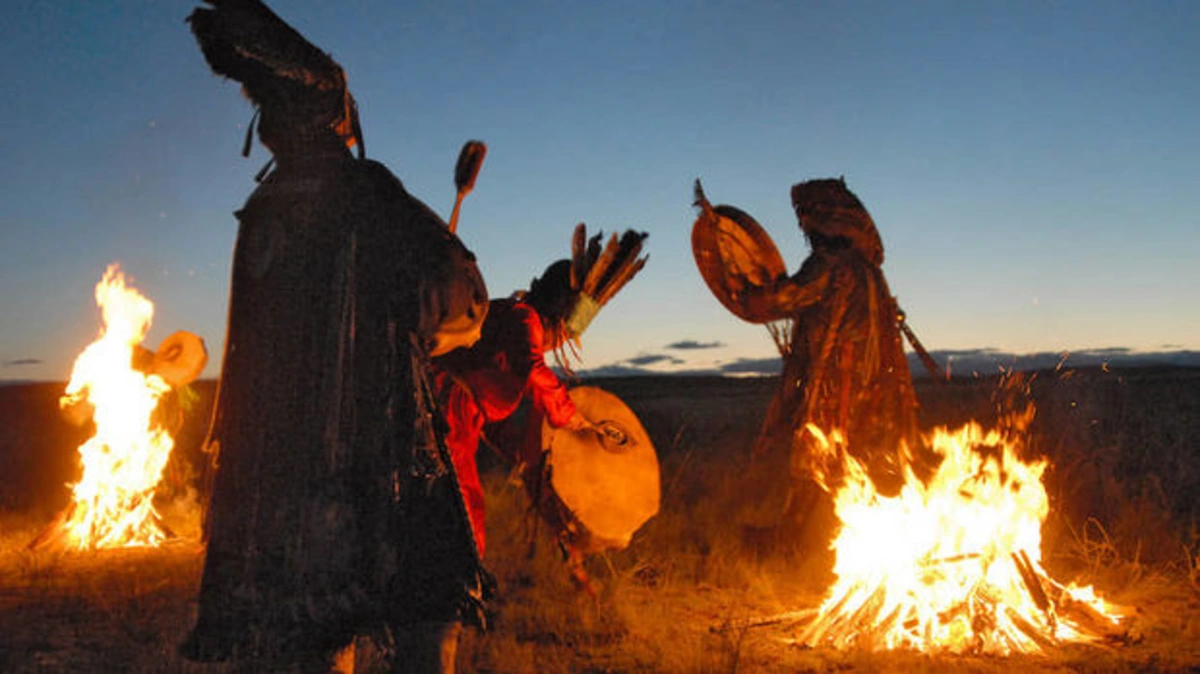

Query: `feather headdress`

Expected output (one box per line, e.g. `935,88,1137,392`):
526,224,648,372
564,224,649,338
189,0,364,158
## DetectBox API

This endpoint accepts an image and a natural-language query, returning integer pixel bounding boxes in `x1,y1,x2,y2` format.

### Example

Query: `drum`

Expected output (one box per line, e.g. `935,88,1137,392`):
525,386,659,553
417,229,489,357
153,330,209,387
692,190,789,324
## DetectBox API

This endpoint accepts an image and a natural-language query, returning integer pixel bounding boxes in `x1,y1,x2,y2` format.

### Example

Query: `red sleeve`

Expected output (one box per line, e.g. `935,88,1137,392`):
516,306,577,428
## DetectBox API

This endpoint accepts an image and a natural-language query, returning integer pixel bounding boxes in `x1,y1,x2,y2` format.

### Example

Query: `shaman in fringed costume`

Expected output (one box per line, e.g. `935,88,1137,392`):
182,1,489,668
692,178,924,547
432,225,648,562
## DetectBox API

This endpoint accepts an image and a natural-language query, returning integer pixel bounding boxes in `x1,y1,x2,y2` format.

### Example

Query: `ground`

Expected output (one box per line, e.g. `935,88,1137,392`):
1,370,1198,672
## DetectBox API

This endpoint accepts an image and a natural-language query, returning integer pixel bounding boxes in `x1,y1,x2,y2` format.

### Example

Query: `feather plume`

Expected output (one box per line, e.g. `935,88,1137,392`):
596,252,647,306
582,233,619,297
560,223,649,340
585,234,603,279
568,224,649,309
570,223,588,291
594,231,648,305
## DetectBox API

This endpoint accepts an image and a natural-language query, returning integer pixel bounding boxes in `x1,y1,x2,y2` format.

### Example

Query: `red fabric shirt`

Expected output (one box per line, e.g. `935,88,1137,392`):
433,298,576,555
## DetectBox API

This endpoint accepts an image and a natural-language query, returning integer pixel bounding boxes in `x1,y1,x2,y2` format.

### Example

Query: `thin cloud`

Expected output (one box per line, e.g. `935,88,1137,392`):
580,364,663,378
719,357,781,376
625,354,684,367
1077,347,1132,356
665,340,725,351
3,358,43,367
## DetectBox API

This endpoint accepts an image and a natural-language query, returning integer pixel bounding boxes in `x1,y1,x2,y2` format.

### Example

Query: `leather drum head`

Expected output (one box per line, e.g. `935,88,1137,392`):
692,201,788,324
153,331,208,387
543,386,660,550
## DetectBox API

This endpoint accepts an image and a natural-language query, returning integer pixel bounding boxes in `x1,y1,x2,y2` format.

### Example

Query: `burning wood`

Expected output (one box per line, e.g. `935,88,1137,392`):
782,419,1130,655
31,265,206,551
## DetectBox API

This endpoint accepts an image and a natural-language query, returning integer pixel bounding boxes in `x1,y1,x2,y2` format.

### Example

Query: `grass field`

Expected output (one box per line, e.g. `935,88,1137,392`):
1,368,1198,672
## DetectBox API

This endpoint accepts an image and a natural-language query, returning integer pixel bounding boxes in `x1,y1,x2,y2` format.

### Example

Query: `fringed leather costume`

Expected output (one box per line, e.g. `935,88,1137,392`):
693,179,923,549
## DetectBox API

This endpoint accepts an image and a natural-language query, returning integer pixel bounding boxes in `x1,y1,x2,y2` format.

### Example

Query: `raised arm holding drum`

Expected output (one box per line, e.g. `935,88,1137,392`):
691,177,938,567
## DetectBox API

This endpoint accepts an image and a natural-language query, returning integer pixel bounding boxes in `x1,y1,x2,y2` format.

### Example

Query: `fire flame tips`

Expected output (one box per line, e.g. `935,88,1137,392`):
797,421,1127,655
55,264,177,550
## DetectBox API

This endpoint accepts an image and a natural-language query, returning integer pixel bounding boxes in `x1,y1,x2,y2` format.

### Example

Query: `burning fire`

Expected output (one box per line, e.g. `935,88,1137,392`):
54,265,176,549
797,420,1126,654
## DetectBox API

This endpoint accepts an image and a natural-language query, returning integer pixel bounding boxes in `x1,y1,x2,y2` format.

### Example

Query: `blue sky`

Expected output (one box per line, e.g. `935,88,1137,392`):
2,1,1197,382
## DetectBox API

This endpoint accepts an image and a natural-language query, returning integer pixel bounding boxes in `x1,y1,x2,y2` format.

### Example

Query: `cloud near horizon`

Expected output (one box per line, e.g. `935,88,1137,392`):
3,358,43,367
665,339,725,350
719,357,781,376
624,354,684,367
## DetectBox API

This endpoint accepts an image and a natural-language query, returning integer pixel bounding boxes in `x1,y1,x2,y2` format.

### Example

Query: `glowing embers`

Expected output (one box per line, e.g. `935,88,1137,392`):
53,265,176,549
797,422,1126,654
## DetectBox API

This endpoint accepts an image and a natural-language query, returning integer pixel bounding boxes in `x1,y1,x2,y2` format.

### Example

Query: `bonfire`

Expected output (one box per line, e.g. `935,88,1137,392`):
793,411,1129,654
31,264,206,551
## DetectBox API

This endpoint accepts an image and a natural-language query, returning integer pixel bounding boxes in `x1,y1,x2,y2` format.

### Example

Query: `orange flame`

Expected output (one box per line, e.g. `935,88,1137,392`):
56,265,174,549
798,421,1125,654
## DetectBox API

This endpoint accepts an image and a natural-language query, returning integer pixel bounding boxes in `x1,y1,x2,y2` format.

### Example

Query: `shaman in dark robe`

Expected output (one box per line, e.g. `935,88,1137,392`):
181,1,489,668
693,178,923,545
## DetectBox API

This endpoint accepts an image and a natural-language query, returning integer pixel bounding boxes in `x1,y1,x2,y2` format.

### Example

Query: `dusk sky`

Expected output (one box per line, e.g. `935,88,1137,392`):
2,1,1197,382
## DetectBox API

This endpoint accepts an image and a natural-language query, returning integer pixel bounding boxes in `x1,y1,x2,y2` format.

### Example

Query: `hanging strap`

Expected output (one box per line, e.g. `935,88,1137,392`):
897,308,947,382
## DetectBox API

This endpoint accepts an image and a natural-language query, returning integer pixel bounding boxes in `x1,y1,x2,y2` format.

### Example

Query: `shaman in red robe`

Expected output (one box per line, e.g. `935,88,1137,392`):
433,297,578,555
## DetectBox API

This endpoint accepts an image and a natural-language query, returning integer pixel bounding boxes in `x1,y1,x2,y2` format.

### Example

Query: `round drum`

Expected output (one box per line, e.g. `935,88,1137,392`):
692,194,789,324
417,230,489,357
532,386,659,552
153,330,209,387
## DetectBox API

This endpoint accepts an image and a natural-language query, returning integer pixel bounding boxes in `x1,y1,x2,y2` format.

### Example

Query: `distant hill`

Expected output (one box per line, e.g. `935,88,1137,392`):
5,349,1198,386
918,348,1200,378
577,349,1200,378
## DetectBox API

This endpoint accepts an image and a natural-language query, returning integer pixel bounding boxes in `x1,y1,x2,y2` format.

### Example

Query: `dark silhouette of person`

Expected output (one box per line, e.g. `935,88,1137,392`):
181,2,488,671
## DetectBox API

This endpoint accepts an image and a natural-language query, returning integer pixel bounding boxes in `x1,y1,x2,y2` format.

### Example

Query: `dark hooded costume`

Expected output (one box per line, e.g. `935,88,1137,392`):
182,0,488,665
693,178,923,550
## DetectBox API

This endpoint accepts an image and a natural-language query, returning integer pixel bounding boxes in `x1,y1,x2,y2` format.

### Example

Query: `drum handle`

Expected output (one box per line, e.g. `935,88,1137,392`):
593,420,634,452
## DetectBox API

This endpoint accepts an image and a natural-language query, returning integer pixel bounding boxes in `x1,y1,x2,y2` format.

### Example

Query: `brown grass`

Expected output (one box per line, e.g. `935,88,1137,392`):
1,368,1199,672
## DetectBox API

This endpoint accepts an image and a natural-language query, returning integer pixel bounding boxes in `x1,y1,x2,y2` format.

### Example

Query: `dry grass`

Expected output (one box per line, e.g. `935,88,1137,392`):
2,369,1199,672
